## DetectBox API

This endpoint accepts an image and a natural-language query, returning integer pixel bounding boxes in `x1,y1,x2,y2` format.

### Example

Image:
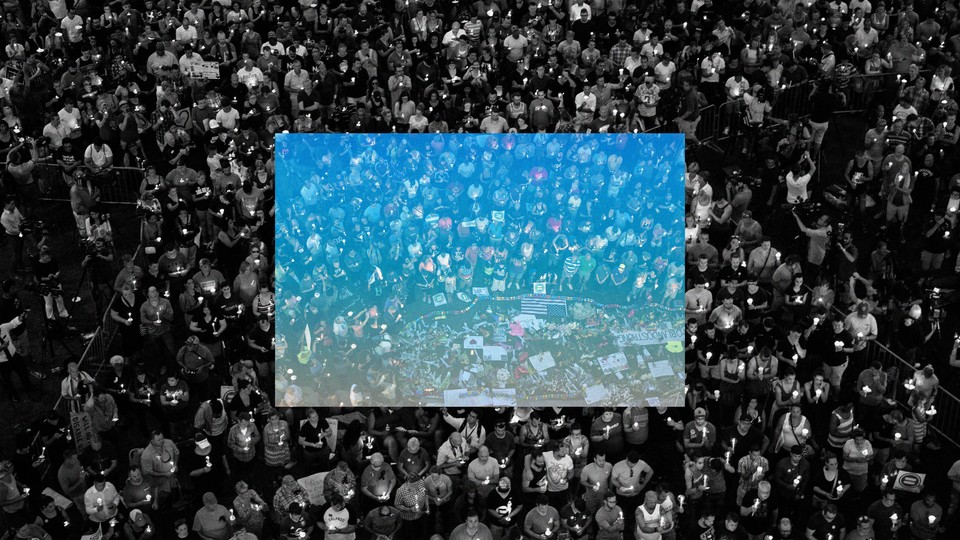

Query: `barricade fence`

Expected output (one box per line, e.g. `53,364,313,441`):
861,340,960,450
35,163,144,205
33,221,144,480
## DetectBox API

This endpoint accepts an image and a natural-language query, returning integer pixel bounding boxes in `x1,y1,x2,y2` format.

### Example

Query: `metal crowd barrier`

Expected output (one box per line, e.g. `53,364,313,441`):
860,340,960,451
35,163,144,205
32,222,144,478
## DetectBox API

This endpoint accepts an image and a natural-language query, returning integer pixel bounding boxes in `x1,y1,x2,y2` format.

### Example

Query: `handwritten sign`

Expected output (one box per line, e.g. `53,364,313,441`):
298,472,329,506
597,352,629,375
648,360,676,378
69,411,95,452
42,487,73,509
529,352,556,372
615,326,685,347
464,336,483,349
442,388,517,406
584,384,609,404
185,60,220,79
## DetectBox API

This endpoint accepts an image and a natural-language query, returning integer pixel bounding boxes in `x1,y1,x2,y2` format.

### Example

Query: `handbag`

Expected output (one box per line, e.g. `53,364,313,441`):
892,191,905,206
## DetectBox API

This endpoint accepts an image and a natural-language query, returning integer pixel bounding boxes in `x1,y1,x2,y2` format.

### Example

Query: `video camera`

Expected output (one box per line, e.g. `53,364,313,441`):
20,218,50,236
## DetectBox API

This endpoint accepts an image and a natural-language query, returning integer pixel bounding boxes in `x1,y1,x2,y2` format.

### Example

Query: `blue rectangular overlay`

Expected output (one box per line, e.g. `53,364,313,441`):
275,133,686,407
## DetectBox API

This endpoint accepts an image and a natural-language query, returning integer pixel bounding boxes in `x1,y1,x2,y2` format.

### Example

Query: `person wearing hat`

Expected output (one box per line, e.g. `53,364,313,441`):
124,508,156,539
683,408,717,453
360,452,397,511
177,335,216,398
83,473,120,523
184,432,223,496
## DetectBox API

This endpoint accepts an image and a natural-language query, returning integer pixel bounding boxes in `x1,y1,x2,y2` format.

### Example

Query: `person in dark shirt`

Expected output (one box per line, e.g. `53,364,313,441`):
717,511,749,540
807,81,846,159
805,503,847,540
740,483,778,537
689,507,717,539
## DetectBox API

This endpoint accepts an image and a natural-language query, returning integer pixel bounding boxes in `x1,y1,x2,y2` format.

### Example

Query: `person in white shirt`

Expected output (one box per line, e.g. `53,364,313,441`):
653,54,677,90
569,0,591,21
0,313,34,399
58,100,82,139
1,197,24,271
437,432,471,479
466,446,500,497
42,115,69,149
441,21,467,45
60,9,84,44
283,60,311,116
442,409,486,452
84,475,120,523
640,35,663,63
785,152,817,204
146,42,177,76
175,19,198,49
84,139,114,174
543,444,575,503
215,103,240,131
575,85,598,115
236,56,264,88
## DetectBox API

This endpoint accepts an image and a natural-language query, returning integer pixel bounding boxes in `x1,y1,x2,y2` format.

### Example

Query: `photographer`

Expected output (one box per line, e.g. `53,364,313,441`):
1,196,26,273
0,312,35,402
69,173,100,240
81,235,116,310
33,242,70,323
792,210,832,284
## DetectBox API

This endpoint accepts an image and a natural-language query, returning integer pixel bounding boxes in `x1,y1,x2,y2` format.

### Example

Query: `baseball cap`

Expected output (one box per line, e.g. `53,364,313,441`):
694,407,707,418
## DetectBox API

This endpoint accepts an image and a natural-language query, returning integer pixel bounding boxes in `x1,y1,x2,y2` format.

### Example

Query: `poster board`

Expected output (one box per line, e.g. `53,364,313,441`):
69,411,95,453
297,471,328,506
597,352,629,375
42,487,73,509
185,60,220,79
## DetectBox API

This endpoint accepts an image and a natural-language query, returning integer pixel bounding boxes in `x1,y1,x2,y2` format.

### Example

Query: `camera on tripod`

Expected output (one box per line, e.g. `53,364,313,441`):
20,218,49,236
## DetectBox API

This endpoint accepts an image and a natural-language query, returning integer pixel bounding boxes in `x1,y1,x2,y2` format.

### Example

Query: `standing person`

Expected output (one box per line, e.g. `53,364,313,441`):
807,81,846,159
674,79,701,146
1,196,25,273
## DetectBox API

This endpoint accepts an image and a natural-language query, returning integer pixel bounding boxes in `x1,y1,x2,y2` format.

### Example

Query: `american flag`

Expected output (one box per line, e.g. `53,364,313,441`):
521,296,568,317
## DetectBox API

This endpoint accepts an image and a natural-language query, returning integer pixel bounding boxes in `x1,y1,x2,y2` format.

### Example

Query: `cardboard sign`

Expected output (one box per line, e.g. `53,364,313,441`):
442,388,517,406
42,487,73,509
597,352,629,375
464,336,483,349
69,411,95,453
297,471,328,506
893,471,925,493
533,282,547,294
185,60,220,79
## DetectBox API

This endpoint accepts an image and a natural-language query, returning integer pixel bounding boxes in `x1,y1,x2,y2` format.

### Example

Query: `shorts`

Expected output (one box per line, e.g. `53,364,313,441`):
823,360,848,386
809,120,830,144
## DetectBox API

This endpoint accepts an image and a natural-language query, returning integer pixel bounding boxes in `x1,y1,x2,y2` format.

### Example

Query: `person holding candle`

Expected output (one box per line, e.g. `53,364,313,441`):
541,443,574,509
811,452,851,510
562,423,590,480
908,490,943,539
139,286,177,368
393,474,429,538
262,408,291,470
83,473,119,524
120,466,155,513
866,489,903,540
362,504,403,540
124,508,156,540
192,492,233,540
226,413,259,474
805,502,846,540
772,445,810,516
186,434,224,492
524,494,561,540
467,446,500,499
360,452,397,513
611,450,653,534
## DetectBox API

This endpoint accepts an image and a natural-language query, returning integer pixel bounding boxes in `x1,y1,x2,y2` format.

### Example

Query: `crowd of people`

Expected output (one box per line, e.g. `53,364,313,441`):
274,132,686,407
0,0,957,538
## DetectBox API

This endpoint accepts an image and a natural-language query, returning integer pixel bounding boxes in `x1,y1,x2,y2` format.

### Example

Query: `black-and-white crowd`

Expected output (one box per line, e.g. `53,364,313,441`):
0,0,960,538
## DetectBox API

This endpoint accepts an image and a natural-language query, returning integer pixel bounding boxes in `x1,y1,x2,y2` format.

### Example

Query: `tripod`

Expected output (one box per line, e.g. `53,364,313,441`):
34,316,79,388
